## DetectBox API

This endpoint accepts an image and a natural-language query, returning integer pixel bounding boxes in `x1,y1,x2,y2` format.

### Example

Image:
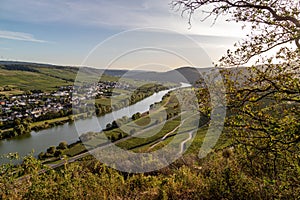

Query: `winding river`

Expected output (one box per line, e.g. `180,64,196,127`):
0,83,190,163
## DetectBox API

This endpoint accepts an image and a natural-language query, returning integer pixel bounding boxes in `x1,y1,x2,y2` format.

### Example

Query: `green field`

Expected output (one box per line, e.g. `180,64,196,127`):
0,64,109,92
72,90,205,155
0,69,73,92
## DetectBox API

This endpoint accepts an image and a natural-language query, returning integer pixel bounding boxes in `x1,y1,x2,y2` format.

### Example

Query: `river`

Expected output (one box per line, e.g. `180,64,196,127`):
0,83,190,163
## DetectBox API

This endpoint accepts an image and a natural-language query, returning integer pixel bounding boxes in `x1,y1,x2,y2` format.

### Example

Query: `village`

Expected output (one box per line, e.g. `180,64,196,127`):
0,81,132,124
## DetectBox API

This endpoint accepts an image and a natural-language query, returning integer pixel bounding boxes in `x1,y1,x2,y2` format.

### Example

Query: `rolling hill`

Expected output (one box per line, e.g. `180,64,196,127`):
0,61,213,93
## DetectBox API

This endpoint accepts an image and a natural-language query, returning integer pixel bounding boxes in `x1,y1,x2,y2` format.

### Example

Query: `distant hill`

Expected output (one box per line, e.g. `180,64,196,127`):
122,66,212,84
0,62,78,92
0,61,216,93
0,61,105,92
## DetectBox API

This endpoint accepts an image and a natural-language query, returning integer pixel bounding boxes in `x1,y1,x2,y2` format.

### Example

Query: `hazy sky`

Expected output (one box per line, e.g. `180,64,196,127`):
0,0,247,71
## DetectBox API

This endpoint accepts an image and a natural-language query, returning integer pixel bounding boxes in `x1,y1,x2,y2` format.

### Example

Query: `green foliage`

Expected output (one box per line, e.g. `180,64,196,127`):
131,112,141,120
57,141,68,150
1,150,299,199
173,0,300,188
54,150,63,157
7,118,32,138
46,146,56,155
38,152,45,160
222,65,300,180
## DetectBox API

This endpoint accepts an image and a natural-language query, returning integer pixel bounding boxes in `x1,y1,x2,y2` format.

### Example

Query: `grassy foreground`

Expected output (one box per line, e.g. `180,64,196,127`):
1,140,296,199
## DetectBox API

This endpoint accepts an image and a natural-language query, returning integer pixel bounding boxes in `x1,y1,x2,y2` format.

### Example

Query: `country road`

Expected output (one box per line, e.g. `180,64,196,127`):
179,130,194,154
148,114,196,151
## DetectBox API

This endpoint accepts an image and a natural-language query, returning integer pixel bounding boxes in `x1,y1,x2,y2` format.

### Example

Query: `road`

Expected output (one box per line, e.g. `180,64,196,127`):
148,113,197,151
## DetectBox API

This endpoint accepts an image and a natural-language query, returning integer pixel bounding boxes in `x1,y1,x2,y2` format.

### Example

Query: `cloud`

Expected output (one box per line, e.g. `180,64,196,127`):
0,30,47,43
0,0,246,38
0,47,11,51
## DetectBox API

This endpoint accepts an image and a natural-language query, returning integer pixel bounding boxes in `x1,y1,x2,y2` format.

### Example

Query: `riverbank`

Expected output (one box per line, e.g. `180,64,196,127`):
0,83,176,141
37,86,205,166
0,83,188,164
0,115,73,140
37,91,181,163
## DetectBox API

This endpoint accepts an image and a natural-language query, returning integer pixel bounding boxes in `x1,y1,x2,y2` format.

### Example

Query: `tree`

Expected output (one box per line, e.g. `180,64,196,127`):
95,107,102,116
57,141,68,150
106,123,112,130
111,120,119,128
132,112,141,120
14,118,21,126
13,120,31,136
171,1,299,66
38,152,45,160
117,132,123,140
3,86,11,91
47,146,56,154
172,0,300,180
111,135,117,142
68,115,74,122
54,150,63,157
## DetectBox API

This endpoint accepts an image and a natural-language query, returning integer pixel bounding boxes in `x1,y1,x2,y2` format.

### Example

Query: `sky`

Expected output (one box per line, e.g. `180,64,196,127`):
0,0,247,71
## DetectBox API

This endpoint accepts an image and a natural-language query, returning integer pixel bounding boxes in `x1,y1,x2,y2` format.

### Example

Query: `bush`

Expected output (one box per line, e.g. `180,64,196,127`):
54,150,62,157
1,150,299,199
57,141,68,150
46,146,56,154
38,152,45,160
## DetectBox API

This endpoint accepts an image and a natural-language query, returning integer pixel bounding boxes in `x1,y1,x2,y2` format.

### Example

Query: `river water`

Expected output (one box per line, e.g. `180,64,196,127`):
0,83,190,163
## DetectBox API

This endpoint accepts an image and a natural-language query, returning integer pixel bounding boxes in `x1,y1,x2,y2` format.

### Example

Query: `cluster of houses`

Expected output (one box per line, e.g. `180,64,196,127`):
72,81,132,105
0,81,133,123
0,90,71,122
